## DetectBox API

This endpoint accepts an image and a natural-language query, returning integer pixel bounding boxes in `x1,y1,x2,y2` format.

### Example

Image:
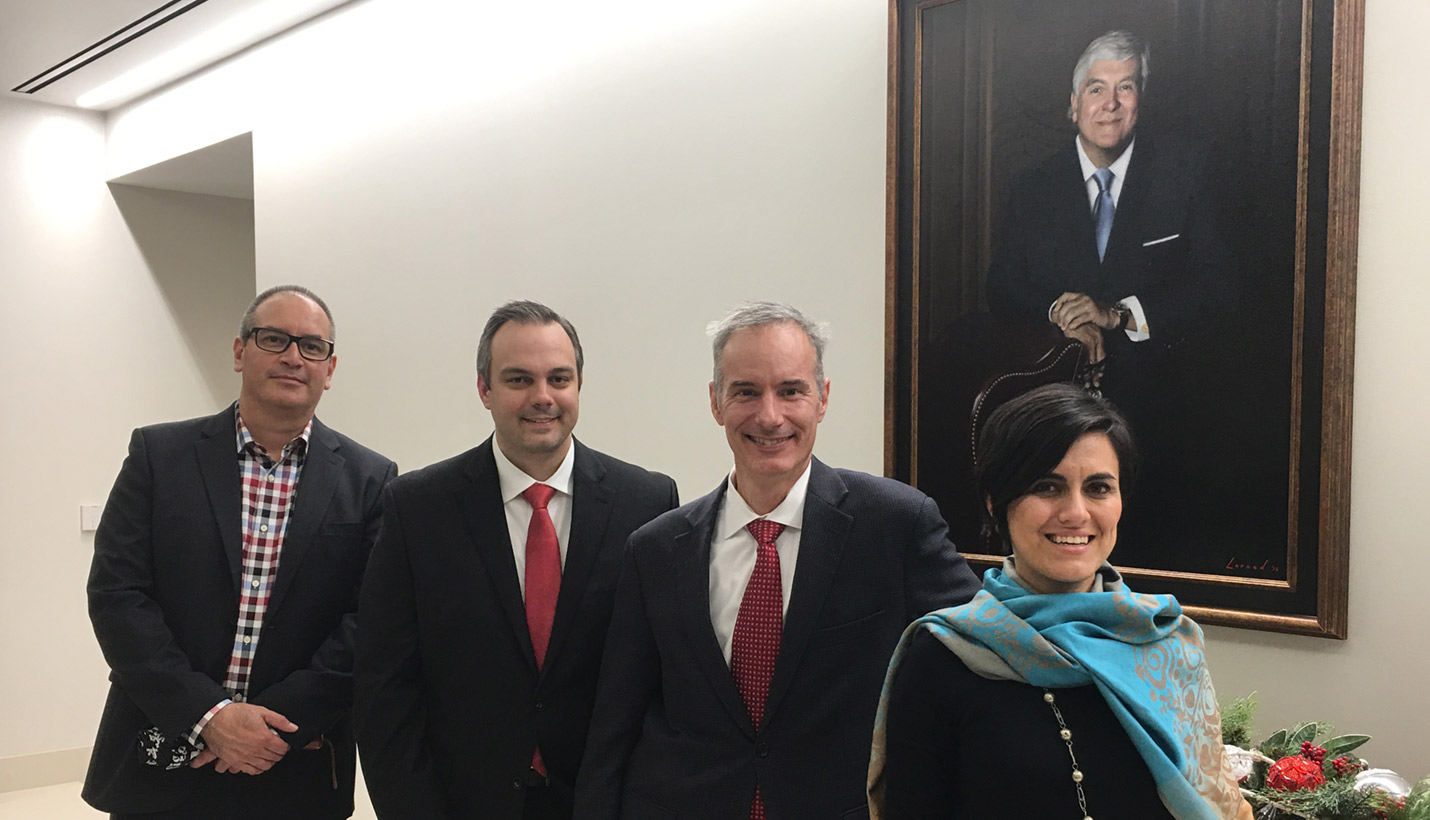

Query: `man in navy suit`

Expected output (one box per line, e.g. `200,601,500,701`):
985,31,1233,565
355,301,678,820
574,302,979,820
84,285,397,820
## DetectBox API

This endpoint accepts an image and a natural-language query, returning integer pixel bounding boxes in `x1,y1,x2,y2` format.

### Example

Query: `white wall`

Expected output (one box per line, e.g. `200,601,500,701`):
106,0,890,483
0,97,251,763
3,0,1418,781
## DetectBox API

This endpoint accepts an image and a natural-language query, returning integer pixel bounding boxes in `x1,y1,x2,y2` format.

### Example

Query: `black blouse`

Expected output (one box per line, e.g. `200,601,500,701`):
880,629,1176,820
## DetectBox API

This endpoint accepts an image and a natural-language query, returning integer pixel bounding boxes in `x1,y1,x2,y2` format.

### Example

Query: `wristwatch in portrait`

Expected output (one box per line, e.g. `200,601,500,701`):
1110,301,1132,330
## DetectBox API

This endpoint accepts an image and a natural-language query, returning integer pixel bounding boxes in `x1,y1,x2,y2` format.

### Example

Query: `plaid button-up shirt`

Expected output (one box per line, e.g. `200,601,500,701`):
186,413,311,743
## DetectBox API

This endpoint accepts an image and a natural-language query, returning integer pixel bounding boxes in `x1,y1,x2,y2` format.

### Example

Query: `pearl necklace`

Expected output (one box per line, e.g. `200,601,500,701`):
1043,689,1092,820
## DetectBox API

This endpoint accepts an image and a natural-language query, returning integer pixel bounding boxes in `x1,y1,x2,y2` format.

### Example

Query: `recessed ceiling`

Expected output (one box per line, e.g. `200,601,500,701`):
110,132,254,199
1,0,354,110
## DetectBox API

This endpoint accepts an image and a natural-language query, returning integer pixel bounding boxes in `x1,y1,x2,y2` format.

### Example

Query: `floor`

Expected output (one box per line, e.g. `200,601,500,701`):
0,771,378,819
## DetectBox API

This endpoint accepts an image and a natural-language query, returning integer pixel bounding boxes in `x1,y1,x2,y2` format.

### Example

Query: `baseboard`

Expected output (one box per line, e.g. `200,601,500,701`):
0,747,90,794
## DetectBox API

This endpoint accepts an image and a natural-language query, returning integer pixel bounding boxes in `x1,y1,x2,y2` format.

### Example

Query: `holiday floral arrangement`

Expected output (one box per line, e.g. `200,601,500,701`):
1221,694,1430,820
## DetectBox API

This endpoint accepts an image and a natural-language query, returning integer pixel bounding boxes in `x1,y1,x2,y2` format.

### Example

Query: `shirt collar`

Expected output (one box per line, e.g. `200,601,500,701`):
492,437,576,504
716,459,814,542
235,409,312,459
1075,135,1136,183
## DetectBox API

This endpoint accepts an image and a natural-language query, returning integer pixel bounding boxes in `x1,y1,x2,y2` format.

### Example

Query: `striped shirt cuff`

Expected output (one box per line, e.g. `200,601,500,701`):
185,699,233,746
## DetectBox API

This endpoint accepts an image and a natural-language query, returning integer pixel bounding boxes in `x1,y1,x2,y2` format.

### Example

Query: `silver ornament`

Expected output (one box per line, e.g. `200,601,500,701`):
1353,768,1412,799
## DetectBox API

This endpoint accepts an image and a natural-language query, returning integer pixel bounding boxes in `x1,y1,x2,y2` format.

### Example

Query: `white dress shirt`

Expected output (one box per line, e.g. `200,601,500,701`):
708,460,813,664
492,440,576,600
1076,135,1134,210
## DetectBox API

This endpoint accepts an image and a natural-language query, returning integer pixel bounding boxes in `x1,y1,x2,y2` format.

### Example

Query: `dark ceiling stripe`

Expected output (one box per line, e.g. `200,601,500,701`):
11,0,216,94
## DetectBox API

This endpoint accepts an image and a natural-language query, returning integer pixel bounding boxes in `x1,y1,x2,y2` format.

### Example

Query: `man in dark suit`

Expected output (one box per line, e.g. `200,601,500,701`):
354,300,679,820
84,285,398,820
986,29,1232,369
985,30,1233,567
574,302,980,820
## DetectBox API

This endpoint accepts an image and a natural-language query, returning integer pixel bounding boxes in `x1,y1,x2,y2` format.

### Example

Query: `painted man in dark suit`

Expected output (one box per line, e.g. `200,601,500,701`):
84,285,398,820
985,30,1233,564
355,300,679,820
574,302,980,820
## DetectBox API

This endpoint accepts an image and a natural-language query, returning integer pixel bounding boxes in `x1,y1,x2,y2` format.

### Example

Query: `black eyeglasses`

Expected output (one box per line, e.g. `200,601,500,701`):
248,327,335,361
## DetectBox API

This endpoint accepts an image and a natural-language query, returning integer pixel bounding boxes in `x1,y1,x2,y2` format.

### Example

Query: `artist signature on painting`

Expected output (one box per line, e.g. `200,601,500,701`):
1225,557,1282,574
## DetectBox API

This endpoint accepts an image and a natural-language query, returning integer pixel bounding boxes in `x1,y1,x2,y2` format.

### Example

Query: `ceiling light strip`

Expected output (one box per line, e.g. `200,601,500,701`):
10,0,216,94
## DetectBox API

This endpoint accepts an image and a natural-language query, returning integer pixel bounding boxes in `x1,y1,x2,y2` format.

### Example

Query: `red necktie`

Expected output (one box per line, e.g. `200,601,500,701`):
522,483,561,776
731,518,785,820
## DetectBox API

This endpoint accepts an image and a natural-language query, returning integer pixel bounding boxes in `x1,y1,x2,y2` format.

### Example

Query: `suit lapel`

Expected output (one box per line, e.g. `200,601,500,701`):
268,418,341,616
543,441,613,680
1054,143,1104,293
764,459,852,724
196,406,243,591
676,481,755,736
460,440,539,675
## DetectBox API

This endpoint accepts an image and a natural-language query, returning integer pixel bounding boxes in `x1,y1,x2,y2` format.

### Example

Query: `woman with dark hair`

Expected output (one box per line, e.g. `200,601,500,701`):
868,383,1251,820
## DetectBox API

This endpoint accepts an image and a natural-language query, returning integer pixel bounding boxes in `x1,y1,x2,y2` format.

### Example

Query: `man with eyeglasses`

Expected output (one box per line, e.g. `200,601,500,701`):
84,284,397,820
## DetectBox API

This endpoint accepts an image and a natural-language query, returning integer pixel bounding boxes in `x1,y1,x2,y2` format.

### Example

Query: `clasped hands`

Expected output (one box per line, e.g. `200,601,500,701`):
1049,292,1122,364
191,703,321,775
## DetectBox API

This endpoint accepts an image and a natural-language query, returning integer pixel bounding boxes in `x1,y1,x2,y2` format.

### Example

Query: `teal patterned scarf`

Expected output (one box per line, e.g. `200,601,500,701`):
868,560,1243,820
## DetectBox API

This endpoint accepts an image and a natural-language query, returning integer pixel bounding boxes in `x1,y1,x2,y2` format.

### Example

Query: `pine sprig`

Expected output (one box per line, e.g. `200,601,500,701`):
1395,779,1430,820
1223,692,1257,748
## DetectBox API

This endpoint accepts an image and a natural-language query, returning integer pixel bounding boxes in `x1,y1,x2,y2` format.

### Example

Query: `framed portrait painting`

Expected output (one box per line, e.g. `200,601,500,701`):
884,0,1364,636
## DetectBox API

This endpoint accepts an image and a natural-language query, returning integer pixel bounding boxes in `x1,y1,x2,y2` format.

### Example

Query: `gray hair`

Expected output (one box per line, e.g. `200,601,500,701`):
475,300,584,385
707,301,829,404
1068,30,1149,119
238,285,335,341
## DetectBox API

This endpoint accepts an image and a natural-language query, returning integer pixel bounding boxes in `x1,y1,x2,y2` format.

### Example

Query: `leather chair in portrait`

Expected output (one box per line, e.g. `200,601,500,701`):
913,313,1085,555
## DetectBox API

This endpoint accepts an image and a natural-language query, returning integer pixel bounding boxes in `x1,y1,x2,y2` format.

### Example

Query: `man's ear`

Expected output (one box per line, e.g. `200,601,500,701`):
477,375,492,408
709,381,724,425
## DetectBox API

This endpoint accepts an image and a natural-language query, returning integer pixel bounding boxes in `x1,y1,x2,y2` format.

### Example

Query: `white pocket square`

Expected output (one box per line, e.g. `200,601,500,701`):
1142,233,1180,247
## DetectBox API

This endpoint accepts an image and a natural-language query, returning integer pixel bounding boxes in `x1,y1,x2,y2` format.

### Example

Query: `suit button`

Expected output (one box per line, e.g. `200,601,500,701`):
534,700,544,712
755,742,770,758
513,778,523,790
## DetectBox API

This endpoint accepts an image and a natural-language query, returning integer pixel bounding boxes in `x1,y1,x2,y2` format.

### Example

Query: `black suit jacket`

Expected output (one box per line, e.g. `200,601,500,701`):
573,459,980,820
83,404,397,818
986,134,1233,354
354,437,679,820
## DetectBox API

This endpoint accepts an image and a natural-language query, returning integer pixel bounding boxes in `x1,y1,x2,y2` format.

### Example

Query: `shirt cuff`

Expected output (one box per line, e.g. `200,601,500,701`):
1120,295,1150,341
186,699,233,746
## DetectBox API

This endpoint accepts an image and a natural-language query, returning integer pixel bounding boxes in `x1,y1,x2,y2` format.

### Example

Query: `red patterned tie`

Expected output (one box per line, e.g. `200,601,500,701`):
731,518,785,820
523,483,561,776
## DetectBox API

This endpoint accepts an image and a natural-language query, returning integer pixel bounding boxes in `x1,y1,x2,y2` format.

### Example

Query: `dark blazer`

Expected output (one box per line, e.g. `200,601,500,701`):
573,458,980,820
83,404,397,818
354,437,679,820
986,133,1233,354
